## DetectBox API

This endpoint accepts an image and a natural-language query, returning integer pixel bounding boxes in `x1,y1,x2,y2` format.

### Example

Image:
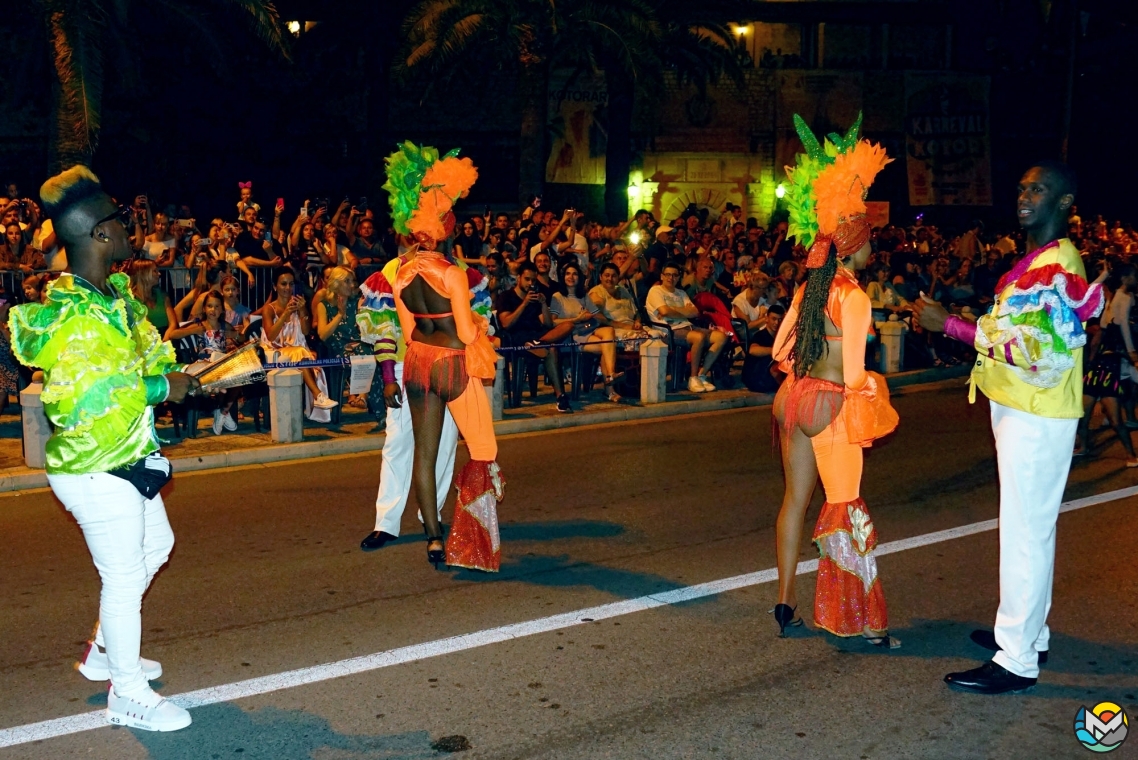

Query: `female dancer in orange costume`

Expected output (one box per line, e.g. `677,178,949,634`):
770,114,900,646
385,143,504,571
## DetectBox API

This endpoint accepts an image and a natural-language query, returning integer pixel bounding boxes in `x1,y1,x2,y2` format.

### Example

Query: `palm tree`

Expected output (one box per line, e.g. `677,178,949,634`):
399,0,660,208
602,0,746,223
35,0,287,173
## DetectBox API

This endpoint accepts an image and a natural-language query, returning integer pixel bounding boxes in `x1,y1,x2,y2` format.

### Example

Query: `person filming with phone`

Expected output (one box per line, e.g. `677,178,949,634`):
495,261,574,413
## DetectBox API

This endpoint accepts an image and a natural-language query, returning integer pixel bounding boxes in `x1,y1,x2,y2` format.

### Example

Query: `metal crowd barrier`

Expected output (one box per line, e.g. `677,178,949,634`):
0,266,280,314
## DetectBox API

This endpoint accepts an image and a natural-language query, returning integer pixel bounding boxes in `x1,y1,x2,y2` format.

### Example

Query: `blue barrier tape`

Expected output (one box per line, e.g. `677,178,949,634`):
263,358,353,370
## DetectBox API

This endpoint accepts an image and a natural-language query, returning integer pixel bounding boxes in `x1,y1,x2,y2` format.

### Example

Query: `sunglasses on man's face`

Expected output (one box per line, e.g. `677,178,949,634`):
90,205,133,238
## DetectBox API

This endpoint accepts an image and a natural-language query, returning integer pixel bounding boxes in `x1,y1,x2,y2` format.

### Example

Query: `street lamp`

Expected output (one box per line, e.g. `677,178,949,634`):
287,20,301,35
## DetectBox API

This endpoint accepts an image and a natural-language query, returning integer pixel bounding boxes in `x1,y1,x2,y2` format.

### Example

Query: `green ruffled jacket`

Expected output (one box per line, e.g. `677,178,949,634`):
7,273,180,475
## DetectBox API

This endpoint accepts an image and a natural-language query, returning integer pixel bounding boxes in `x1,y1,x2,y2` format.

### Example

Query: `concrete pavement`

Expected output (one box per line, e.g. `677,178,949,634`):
0,386,1135,759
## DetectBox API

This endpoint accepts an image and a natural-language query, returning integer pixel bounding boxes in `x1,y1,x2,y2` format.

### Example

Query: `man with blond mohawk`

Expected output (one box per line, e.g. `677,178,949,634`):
8,167,199,731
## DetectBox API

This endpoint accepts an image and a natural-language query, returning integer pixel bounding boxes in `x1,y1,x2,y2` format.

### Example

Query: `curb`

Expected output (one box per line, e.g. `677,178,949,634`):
0,365,970,494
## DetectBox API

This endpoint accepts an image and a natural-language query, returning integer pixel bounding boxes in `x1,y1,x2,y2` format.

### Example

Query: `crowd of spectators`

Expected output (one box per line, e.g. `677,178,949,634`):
1,174,1134,439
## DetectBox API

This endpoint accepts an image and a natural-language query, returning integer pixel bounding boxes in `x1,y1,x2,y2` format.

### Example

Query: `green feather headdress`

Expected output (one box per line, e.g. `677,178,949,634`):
382,142,461,236
783,113,864,250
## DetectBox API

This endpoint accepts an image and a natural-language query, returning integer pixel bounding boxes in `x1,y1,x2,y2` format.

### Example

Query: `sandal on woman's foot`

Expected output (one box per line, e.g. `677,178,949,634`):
865,633,901,649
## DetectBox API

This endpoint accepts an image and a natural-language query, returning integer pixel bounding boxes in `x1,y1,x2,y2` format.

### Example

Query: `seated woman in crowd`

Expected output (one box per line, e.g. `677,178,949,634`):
865,262,908,324
453,219,486,267
140,212,177,266
645,261,729,394
551,261,621,402
0,222,45,272
167,289,246,435
314,266,384,423
125,260,176,340
949,258,976,304
261,267,338,416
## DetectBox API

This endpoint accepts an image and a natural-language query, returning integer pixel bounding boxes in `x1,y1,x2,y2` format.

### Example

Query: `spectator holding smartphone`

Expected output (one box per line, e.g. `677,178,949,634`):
235,217,280,271
142,212,177,267
496,261,573,413
260,268,338,415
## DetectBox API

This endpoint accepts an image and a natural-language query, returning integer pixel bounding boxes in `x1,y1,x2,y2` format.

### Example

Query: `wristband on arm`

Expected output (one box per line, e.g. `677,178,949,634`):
379,359,396,386
143,374,171,405
944,315,977,346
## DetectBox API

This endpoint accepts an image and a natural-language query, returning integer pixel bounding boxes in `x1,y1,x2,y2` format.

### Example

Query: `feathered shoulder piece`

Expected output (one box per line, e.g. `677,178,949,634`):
784,113,891,265
382,142,478,245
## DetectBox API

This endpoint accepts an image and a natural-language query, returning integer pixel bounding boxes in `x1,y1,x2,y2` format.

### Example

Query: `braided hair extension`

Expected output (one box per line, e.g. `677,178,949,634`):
788,242,839,379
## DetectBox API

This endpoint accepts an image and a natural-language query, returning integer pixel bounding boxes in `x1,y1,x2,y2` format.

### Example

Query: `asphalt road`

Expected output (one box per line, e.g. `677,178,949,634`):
1,384,1136,760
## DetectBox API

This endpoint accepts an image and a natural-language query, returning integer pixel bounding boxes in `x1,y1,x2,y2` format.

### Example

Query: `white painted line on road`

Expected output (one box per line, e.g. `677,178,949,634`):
2,484,1136,749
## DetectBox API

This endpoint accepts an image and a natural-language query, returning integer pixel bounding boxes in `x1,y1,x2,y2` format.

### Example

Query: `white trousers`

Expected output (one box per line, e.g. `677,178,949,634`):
989,401,1076,679
48,472,174,696
373,363,459,535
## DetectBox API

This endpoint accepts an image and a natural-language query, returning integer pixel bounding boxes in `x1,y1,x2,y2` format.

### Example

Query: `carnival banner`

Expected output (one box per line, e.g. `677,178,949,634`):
545,70,608,185
904,73,992,206
864,201,890,229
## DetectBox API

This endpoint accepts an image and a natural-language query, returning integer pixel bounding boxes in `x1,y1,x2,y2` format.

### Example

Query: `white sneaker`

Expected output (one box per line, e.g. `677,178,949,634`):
688,376,707,393
212,409,224,436
107,686,191,732
698,375,716,392
221,411,237,431
313,393,339,410
77,642,162,682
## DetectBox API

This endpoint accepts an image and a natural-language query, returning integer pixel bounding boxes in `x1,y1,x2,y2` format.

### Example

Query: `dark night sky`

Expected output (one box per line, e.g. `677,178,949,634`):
1,0,1134,227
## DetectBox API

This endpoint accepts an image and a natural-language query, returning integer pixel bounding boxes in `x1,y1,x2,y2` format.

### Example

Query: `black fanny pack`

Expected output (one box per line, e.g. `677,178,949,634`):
108,453,173,500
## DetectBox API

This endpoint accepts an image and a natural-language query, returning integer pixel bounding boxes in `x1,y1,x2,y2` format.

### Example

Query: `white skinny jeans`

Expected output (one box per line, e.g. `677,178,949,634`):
48,471,174,696
989,401,1076,679
373,362,458,535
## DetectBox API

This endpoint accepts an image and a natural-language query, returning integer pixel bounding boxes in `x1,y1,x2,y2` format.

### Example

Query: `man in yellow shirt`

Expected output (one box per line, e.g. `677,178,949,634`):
916,161,1104,694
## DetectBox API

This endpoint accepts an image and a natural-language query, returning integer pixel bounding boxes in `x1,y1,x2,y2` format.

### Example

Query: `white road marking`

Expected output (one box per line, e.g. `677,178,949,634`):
1,485,1135,749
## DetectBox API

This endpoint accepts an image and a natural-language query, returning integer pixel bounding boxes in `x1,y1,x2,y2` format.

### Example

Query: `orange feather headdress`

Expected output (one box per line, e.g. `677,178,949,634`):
783,113,891,268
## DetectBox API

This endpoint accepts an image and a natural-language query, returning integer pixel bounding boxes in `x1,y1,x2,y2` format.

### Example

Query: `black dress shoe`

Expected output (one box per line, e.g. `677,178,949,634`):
360,531,398,551
944,661,1037,694
969,629,1048,665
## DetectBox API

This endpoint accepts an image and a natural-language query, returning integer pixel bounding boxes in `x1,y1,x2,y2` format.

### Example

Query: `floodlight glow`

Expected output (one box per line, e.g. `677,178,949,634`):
629,231,641,245
775,183,786,199
733,25,749,37
628,185,641,198
287,21,301,34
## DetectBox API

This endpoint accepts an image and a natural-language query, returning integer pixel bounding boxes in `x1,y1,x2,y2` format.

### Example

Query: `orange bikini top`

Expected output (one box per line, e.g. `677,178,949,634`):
393,251,498,379
393,251,457,299
786,268,870,340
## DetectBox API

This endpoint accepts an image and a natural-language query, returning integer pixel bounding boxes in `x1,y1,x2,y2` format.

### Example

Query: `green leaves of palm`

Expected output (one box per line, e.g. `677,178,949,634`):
37,0,287,171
